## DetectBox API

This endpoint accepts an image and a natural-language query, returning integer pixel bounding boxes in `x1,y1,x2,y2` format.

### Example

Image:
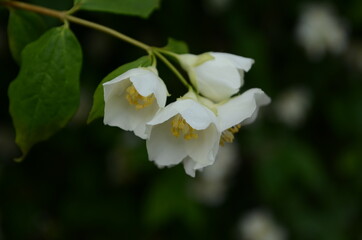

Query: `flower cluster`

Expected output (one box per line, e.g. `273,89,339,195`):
103,52,270,177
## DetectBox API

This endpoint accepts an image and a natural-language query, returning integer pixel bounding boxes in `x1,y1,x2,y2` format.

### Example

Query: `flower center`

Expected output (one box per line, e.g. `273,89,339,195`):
171,114,198,140
126,85,155,110
220,124,241,146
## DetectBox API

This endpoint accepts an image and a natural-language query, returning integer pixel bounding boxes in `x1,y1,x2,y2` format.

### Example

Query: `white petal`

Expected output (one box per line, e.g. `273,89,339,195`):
103,79,131,129
185,123,220,170
130,69,159,96
147,102,179,126
131,67,168,107
217,88,271,131
179,100,217,130
146,119,187,166
103,68,144,87
103,77,130,102
195,58,241,102
183,157,197,177
153,81,168,107
211,52,255,72
148,99,217,130
132,104,160,138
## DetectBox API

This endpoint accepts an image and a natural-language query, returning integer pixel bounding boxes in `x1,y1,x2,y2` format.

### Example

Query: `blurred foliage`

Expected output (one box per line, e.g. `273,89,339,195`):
1,0,362,239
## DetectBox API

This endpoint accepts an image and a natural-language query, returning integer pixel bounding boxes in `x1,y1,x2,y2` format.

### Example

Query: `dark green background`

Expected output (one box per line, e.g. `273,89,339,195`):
1,0,362,239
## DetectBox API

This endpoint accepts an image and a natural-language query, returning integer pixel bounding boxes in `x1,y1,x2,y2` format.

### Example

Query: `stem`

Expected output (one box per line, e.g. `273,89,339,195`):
1,1,192,89
154,47,179,58
66,15,150,50
1,1,151,51
2,1,64,18
153,50,191,89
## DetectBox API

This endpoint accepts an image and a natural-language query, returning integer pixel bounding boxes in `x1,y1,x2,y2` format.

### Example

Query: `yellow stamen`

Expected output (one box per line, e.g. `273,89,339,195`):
126,85,155,109
171,114,198,140
220,124,241,146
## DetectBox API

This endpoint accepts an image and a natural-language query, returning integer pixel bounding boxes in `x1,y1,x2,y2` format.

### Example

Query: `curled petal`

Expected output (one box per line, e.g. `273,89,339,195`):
103,68,139,87
217,88,271,131
195,59,241,102
130,67,168,107
147,99,217,130
211,52,254,72
183,157,197,177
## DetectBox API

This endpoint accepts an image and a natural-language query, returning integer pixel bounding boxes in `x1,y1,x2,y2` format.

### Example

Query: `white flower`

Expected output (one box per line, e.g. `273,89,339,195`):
178,52,254,102
146,98,221,177
296,4,348,60
190,143,239,206
103,67,168,139
274,87,311,127
216,88,271,145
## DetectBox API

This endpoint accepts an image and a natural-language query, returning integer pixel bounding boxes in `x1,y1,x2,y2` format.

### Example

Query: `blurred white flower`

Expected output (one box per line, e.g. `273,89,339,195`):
146,97,221,177
238,210,286,240
274,87,311,127
103,67,168,139
178,52,254,102
190,142,239,206
296,4,348,60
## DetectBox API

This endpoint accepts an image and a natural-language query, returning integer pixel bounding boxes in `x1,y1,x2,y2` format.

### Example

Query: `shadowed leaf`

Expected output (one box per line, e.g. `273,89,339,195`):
9,26,82,161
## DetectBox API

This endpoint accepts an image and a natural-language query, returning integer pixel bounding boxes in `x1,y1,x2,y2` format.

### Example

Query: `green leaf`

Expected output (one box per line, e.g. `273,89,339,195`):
8,9,47,64
76,0,160,18
9,26,82,161
87,56,152,123
162,38,189,54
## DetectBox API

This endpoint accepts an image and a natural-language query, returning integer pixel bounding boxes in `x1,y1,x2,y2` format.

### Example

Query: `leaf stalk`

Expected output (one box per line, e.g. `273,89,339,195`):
1,1,151,51
1,1,190,88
